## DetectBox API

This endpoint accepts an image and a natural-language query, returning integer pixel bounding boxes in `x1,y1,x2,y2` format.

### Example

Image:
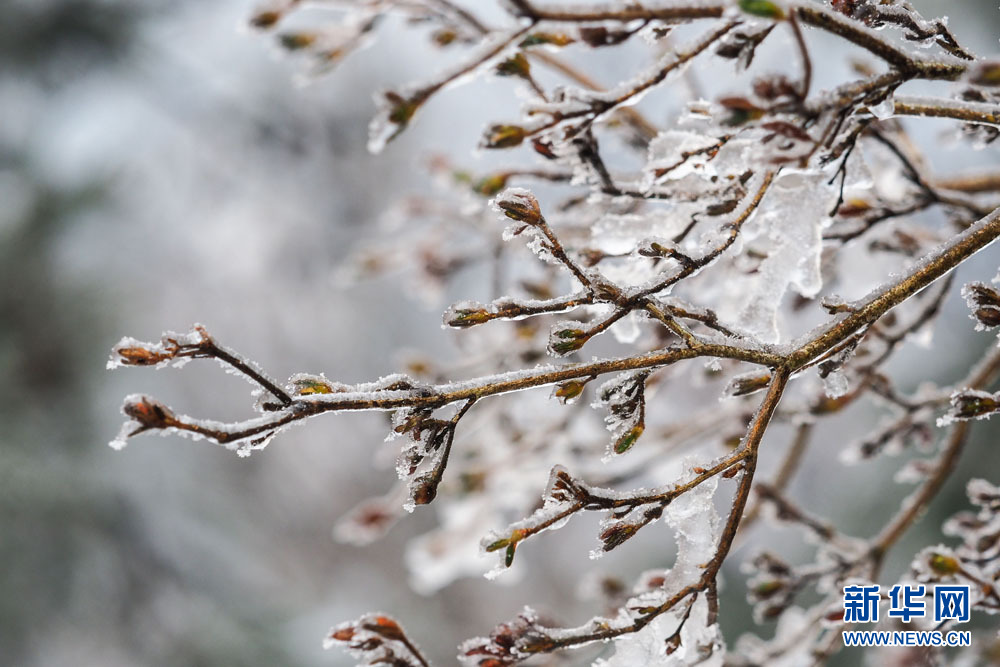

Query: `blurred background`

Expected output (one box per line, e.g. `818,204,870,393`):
1,1,999,665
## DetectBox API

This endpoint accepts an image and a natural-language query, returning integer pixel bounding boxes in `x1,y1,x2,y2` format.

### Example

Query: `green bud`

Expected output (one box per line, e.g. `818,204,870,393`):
951,392,1000,420
554,380,586,402
386,93,419,127
473,173,510,196
929,552,961,575
292,378,334,395
484,124,527,149
446,308,493,328
485,537,510,552
614,424,644,454
739,0,785,19
550,329,587,355
754,580,786,599
495,53,531,79
279,32,317,51
519,32,575,48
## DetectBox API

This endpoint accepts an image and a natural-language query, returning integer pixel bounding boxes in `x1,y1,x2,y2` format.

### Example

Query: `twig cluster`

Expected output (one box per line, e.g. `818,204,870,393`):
110,1,1000,664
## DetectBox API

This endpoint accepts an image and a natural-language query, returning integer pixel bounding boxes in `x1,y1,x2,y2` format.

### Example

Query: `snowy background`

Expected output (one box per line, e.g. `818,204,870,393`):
2,1,999,665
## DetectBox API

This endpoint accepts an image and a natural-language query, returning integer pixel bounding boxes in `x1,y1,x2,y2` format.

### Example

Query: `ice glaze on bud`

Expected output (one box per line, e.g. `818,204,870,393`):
122,396,176,431
553,379,587,403
446,307,493,328
944,389,1000,423
599,522,640,551
484,528,527,568
963,282,1000,329
373,90,421,149
928,551,961,576
410,474,439,505
613,424,644,454
289,374,339,395
548,327,588,355
493,188,541,225
323,613,423,665
113,345,174,366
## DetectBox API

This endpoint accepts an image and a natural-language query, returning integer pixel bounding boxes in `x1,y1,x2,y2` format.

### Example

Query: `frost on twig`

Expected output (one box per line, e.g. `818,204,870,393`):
938,389,1000,426
325,613,430,667
108,324,292,408
905,479,1000,616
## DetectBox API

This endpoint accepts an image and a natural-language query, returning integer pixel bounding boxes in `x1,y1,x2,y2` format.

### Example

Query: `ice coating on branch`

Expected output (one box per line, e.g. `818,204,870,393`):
407,496,513,593
389,405,465,512
405,406,574,590
335,488,408,546
525,83,596,121
109,393,292,456
479,465,584,578
822,368,849,399
868,96,895,120
493,187,541,226
735,606,813,667
523,19,722,128
595,470,723,666
664,468,722,584
895,458,934,485
277,6,379,82
108,324,290,417
368,89,420,154
594,596,722,667
611,310,643,344
734,171,831,343
595,215,689,259
457,606,553,666
367,28,523,153
646,130,725,182
493,188,573,271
